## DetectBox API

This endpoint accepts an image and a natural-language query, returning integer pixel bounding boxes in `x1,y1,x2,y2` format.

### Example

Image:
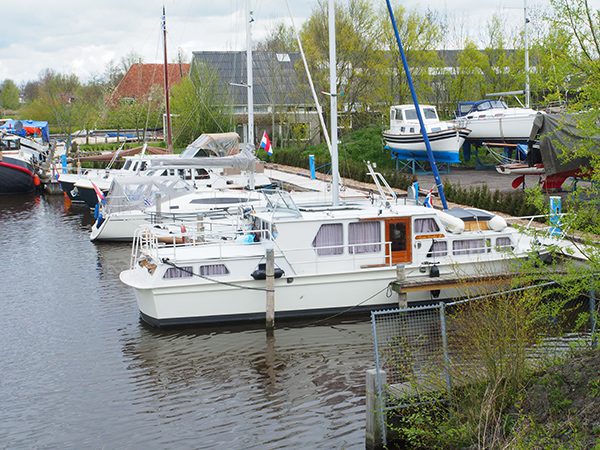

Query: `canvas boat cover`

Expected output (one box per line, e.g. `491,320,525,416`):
105,176,194,214
528,112,598,176
150,146,258,172
0,119,50,143
78,146,170,162
181,132,240,158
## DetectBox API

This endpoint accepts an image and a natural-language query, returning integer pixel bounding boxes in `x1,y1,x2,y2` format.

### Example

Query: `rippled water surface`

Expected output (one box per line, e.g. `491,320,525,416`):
0,194,374,448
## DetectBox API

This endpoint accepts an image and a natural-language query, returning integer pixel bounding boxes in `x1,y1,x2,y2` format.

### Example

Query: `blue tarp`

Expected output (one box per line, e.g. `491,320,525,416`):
0,119,50,142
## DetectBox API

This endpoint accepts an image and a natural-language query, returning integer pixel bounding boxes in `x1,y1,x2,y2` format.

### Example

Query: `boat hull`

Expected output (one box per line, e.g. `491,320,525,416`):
383,129,469,163
122,260,513,327
460,112,537,143
0,157,35,194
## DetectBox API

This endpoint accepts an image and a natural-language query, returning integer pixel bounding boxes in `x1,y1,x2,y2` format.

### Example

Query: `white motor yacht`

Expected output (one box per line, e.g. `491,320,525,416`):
383,105,470,164
120,169,551,327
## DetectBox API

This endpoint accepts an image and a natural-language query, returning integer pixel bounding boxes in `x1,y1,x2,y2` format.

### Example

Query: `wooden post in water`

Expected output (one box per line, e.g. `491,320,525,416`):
266,247,275,334
366,368,387,449
396,264,407,308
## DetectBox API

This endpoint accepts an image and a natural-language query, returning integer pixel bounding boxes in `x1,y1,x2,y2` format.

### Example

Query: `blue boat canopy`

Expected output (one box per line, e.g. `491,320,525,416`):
456,100,508,117
0,119,50,143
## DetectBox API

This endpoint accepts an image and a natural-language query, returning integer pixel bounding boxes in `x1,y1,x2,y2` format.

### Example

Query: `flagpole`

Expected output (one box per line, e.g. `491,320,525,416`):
162,5,173,153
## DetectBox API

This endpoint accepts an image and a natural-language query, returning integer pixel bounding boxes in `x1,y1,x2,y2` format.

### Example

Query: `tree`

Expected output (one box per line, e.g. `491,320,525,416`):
169,62,233,148
1,79,20,110
300,0,387,113
380,4,444,109
255,23,298,53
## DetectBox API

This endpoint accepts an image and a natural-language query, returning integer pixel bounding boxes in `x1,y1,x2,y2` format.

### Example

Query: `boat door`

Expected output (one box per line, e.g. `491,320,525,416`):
385,218,412,264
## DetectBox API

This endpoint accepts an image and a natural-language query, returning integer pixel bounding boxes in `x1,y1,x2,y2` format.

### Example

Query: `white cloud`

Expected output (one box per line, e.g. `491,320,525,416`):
2,0,599,84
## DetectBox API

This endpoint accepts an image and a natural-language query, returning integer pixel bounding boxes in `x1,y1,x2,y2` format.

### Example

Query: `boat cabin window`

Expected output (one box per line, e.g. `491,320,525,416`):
195,168,210,180
400,127,405,132
123,160,133,170
312,223,344,256
427,241,447,257
495,237,514,251
139,161,147,171
414,218,440,234
0,139,19,150
453,239,487,255
389,222,408,252
404,109,417,120
163,266,193,279
132,162,139,171
348,222,381,254
200,264,230,276
423,108,437,120
476,101,492,111
390,109,396,120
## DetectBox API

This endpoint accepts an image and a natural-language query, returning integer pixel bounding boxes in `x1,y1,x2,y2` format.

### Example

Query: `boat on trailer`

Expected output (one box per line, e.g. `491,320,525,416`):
454,99,538,143
383,104,470,164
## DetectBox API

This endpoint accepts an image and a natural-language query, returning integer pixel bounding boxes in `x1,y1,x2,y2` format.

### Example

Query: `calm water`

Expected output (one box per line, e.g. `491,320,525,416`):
0,194,373,449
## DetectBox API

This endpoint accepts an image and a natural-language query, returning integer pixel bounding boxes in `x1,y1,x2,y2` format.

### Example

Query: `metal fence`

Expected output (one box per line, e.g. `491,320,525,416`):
370,286,598,446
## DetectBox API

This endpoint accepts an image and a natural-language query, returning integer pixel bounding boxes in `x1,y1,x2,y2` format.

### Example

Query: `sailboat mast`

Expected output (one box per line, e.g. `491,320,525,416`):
246,1,255,147
162,6,173,152
524,0,530,108
384,0,448,210
328,0,340,206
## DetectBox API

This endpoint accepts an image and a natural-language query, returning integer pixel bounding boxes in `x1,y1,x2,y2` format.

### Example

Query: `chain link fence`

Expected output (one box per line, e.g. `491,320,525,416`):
370,285,599,447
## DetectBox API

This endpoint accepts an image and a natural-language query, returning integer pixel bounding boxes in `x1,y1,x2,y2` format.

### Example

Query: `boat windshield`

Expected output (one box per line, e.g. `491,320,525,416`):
423,108,438,120
476,100,507,112
0,138,20,150
403,108,437,121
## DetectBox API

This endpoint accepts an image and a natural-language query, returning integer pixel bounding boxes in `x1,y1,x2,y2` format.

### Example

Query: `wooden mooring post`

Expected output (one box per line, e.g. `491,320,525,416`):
266,247,275,335
366,368,387,449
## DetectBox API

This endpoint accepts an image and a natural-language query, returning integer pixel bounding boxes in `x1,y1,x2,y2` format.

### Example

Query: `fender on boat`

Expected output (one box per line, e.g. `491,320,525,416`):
488,214,507,231
434,210,465,234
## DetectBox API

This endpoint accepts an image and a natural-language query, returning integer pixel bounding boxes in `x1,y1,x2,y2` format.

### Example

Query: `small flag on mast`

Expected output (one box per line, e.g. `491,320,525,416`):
423,188,434,208
260,131,273,155
91,182,106,205
161,6,166,31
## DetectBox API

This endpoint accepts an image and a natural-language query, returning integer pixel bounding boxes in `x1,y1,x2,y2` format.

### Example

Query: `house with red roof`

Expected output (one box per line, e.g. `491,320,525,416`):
109,63,190,105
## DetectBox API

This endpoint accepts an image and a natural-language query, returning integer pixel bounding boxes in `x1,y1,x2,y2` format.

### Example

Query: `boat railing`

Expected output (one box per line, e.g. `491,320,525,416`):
130,222,273,267
506,213,568,236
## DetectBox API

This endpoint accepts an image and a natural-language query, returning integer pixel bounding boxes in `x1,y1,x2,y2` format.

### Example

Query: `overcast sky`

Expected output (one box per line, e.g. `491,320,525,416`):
0,0,586,85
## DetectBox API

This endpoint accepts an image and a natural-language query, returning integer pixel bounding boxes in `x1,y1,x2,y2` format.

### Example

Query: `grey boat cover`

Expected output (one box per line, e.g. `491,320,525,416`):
106,176,194,214
181,132,241,158
528,113,597,176
150,146,258,171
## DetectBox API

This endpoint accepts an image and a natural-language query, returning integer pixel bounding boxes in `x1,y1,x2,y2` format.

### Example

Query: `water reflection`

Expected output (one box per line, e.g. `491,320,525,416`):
2,194,374,448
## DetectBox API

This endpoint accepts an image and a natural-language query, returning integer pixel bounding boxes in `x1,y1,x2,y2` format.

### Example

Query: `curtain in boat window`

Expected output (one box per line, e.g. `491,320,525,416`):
495,237,513,251
452,239,486,255
312,223,344,256
414,218,440,234
349,222,381,254
200,264,230,276
164,266,193,278
427,241,448,257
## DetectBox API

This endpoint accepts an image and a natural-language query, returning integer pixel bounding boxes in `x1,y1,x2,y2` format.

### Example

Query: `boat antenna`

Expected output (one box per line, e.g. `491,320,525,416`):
162,5,174,153
384,0,449,210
